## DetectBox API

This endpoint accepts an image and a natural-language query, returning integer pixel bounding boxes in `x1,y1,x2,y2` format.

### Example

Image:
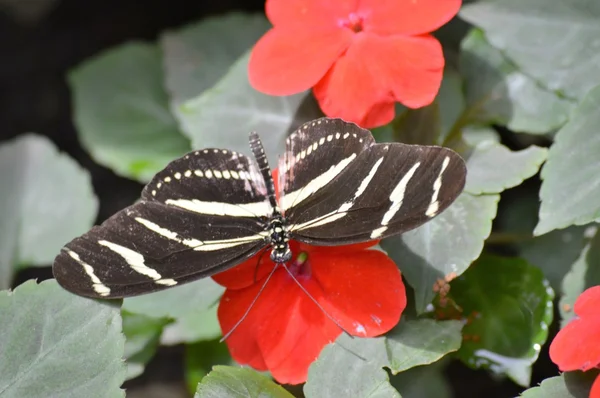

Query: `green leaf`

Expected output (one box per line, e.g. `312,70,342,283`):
520,371,598,398
464,141,548,195
535,85,600,235
0,279,125,397
460,28,574,133
69,42,190,182
437,67,466,142
162,13,270,114
451,255,554,387
161,304,222,345
185,341,235,396
385,319,463,373
123,278,224,319
382,193,498,313
122,311,169,380
391,361,452,398
195,366,293,398
460,0,600,100
175,51,317,163
305,319,461,397
0,135,97,288
304,337,401,398
559,227,600,327
461,126,500,147
495,187,591,291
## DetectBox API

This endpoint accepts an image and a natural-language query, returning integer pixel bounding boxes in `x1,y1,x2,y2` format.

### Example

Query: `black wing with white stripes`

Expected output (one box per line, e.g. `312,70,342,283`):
53,117,466,300
53,149,272,298
278,118,466,245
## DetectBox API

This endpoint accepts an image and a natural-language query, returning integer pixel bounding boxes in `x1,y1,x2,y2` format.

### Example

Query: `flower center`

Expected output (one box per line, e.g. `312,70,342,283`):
288,251,311,279
340,13,364,33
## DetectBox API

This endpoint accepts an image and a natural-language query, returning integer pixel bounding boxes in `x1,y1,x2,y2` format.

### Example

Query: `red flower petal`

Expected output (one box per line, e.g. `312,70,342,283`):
266,0,359,27
574,285,600,316
213,241,380,290
360,0,462,36
219,270,341,384
549,286,600,371
249,27,352,96
309,248,405,336
212,250,274,290
591,375,600,398
313,33,444,127
218,242,404,384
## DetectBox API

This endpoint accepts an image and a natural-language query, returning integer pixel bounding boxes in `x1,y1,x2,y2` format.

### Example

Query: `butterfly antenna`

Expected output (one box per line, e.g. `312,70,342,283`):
220,263,280,342
253,248,269,284
281,263,353,338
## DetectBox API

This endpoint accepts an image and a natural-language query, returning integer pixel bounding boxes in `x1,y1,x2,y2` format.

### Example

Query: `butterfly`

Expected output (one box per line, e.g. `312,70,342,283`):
53,117,466,299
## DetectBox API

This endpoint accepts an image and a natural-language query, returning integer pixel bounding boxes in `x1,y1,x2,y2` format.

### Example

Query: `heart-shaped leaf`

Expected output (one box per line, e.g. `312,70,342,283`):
304,336,401,398
161,13,270,124
304,319,462,397
0,135,97,289
0,280,125,397
123,277,224,320
464,141,548,195
461,0,600,100
460,28,574,133
195,366,293,398
161,304,221,345
69,42,190,182
535,85,600,235
175,51,315,164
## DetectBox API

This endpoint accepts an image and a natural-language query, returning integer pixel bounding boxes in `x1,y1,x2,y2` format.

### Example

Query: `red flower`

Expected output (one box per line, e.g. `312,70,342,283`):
593,376,600,398
549,286,600,397
213,239,405,384
249,0,461,128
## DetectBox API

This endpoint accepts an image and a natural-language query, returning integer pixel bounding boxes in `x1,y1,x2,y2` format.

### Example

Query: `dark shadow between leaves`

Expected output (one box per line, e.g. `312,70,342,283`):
459,31,514,136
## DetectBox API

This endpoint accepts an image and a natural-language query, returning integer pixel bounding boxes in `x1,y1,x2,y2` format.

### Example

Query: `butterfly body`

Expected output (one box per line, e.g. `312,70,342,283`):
53,118,466,299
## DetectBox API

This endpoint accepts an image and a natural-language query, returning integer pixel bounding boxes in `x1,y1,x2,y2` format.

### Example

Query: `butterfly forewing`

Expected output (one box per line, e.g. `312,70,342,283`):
53,150,272,298
280,118,467,245
143,148,270,216
278,118,375,213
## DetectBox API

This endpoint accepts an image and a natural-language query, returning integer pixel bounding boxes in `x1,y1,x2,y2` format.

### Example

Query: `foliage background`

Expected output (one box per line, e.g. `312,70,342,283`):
1,0,598,397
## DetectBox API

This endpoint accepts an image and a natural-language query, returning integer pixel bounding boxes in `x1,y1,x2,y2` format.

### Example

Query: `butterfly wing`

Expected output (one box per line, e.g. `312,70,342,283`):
53,149,272,298
278,118,467,245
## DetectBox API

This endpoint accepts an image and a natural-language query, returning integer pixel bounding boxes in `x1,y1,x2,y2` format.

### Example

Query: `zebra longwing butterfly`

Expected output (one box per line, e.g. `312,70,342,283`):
53,118,467,299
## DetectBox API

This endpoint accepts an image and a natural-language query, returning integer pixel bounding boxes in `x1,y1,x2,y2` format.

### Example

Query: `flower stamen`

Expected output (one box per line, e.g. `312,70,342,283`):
340,13,364,33
289,251,311,279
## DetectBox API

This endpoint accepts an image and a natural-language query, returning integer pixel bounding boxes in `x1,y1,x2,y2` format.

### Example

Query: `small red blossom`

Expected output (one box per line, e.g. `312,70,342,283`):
213,240,405,384
249,0,462,127
549,286,600,397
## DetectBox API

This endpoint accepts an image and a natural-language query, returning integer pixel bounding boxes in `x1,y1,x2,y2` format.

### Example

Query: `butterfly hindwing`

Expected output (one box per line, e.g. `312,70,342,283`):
53,150,272,298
